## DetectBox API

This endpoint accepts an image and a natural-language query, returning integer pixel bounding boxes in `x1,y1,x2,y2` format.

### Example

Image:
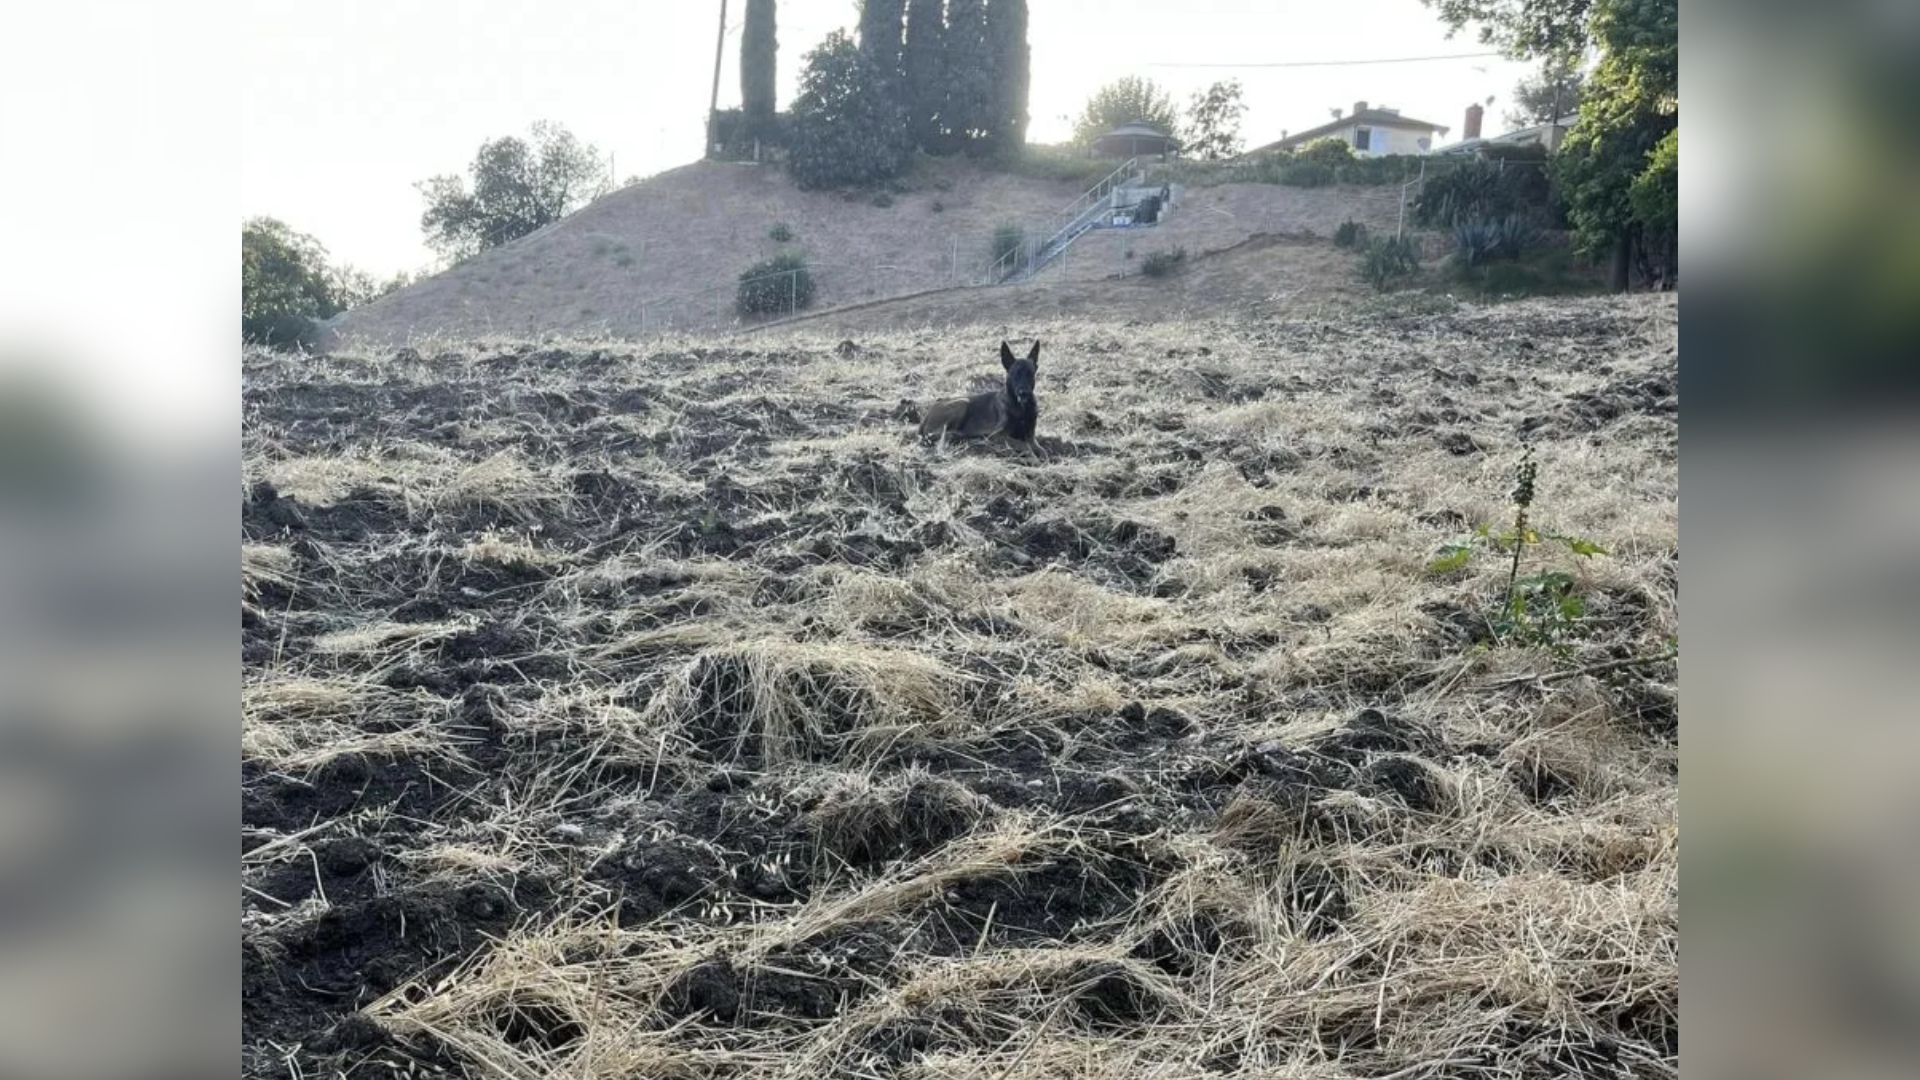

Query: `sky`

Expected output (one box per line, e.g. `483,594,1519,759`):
241,0,1538,277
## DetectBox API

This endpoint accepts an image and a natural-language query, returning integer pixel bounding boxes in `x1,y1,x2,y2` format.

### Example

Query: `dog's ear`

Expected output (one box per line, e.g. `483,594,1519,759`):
1000,341,1016,370
1026,339,1041,367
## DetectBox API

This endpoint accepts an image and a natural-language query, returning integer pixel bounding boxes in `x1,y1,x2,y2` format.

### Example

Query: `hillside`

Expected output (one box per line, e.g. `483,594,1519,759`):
327,157,1426,346
245,294,1678,1080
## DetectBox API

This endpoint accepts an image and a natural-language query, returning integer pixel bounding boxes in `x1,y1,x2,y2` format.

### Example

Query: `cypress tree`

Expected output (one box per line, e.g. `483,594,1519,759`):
857,0,905,83
902,0,946,153
740,0,778,146
986,0,1029,154
942,0,994,153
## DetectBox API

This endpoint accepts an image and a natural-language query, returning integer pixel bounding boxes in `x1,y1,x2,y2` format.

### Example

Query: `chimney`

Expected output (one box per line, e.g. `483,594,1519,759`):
1353,100,1368,116
1464,103,1484,140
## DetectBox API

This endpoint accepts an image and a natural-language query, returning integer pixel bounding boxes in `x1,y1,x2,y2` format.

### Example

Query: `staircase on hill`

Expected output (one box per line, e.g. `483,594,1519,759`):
979,157,1178,284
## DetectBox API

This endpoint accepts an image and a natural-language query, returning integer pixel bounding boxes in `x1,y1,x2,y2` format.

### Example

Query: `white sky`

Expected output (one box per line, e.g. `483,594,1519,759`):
241,0,1536,277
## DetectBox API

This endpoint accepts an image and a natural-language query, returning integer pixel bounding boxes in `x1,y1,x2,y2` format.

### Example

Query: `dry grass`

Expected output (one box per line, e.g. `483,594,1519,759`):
242,294,1678,1080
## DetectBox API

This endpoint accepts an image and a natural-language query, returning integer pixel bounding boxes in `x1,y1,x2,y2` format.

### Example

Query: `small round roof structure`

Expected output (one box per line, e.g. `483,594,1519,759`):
1094,122,1180,158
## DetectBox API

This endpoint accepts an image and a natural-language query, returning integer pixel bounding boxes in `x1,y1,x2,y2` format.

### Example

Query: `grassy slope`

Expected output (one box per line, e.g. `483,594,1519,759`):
244,294,1678,1080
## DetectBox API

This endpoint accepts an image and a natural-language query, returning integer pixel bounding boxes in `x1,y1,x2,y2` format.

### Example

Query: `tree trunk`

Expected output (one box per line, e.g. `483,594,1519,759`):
1609,232,1631,292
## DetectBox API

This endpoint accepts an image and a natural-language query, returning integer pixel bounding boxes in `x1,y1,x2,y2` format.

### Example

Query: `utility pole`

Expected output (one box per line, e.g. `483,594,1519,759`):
706,0,729,159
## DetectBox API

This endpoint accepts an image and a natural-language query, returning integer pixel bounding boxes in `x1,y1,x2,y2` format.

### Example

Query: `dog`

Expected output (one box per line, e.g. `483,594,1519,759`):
918,340,1040,451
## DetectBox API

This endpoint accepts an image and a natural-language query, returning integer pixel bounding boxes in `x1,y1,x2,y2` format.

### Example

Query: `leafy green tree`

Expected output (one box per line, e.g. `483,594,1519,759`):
1071,76,1178,149
1420,0,1594,64
1552,0,1676,288
1507,62,1585,126
857,0,905,80
1628,127,1676,283
903,0,947,152
741,0,779,144
241,218,342,347
786,30,912,189
986,0,1030,154
417,122,606,261
942,0,995,152
1183,79,1246,160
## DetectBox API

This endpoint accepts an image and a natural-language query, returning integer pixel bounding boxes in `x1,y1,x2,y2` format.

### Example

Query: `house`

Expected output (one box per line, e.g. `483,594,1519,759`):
1437,103,1577,156
1248,101,1449,157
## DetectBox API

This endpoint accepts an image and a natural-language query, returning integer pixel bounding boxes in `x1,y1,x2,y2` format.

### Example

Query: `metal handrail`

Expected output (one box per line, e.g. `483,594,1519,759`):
979,156,1140,284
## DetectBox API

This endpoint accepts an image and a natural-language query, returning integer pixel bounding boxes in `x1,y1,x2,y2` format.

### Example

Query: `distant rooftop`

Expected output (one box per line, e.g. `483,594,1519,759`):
1249,105,1449,155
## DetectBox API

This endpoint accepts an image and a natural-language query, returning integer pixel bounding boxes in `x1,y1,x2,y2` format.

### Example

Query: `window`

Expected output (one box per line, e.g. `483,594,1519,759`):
1354,127,1372,151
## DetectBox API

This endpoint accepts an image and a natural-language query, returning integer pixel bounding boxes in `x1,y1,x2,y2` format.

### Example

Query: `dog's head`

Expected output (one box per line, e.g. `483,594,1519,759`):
999,340,1039,407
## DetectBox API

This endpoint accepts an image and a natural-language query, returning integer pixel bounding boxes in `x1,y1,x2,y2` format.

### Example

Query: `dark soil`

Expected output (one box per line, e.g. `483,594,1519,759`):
241,315,1678,1079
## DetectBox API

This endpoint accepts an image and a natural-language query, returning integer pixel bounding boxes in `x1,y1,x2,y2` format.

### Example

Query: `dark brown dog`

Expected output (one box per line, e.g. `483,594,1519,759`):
919,340,1040,448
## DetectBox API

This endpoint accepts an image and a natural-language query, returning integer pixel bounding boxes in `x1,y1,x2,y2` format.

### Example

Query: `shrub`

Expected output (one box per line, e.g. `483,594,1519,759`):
1141,247,1187,278
768,222,794,242
991,223,1025,265
736,252,816,317
1452,216,1540,267
1335,154,1424,185
1333,220,1367,249
1359,236,1420,292
870,191,895,208
1297,136,1355,166
930,199,945,213
1278,162,1334,188
1414,159,1554,227
1002,144,1113,185
242,311,325,351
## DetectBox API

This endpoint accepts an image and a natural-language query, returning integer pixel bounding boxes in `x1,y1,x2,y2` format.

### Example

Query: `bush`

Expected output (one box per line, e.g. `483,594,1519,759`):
1297,137,1356,166
990,223,1025,265
1333,220,1367,249
1414,159,1555,227
1452,216,1540,267
1335,154,1424,185
870,191,895,208
1141,247,1187,278
768,222,794,242
1359,236,1420,292
1001,144,1113,185
1278,162,1334,188
736,252,816,317
930,199,945,213
242,311,325,351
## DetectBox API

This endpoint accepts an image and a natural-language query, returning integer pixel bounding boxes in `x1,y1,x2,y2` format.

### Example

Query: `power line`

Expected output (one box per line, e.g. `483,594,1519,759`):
1149,51,1503,69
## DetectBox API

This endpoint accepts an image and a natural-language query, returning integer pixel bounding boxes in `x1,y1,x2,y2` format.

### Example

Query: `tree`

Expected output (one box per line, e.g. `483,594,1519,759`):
1071,76,1178,149
740,0,778,145
1627,126,1676,286
1507,62,1584,126
942,0,995,152
418,122,606,261
1552,0,1676,289
786,30,912,189
1420,0,1595,64
241,218,343,347
1183,79,1246,161
986,0,1030,155
903,0,947,152
857,0,905,81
